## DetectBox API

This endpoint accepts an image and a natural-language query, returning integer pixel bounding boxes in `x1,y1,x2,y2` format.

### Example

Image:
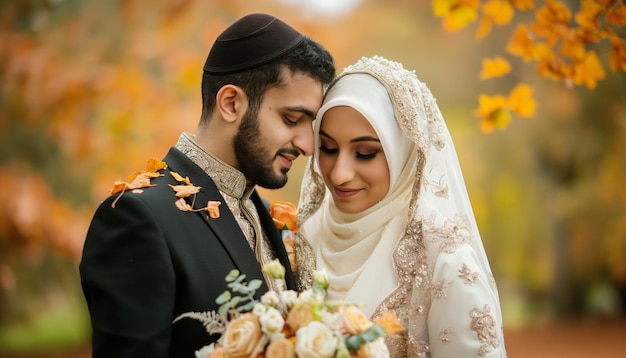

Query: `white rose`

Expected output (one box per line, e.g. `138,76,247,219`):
253,302,267,316
295,321,338,358
357,337,389,358
260,306,285,338
320,311,344,333
194,344,215,358
298,288,323,304
261,290,281,307
280,290,298,308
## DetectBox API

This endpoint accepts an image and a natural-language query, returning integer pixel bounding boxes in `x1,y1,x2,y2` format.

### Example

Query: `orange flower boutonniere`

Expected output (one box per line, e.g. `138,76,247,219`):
270,201,298,273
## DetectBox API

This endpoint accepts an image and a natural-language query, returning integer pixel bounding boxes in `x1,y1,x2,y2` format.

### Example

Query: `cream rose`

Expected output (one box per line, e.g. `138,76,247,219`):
294,321,338,358
340,305,373,335
219,313,267,358
357,337,390,358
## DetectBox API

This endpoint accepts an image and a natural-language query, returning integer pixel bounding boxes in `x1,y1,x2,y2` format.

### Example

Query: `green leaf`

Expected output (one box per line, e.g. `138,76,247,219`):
345,335,364,353
248,280,263,290
215,291,231,305
225,270,240,282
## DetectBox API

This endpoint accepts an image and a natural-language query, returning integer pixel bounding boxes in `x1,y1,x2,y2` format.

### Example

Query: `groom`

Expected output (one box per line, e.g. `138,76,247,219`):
79,13,335,358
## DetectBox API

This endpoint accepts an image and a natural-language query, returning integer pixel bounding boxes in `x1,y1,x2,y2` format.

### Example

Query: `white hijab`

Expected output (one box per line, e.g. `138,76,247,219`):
301,74,416,316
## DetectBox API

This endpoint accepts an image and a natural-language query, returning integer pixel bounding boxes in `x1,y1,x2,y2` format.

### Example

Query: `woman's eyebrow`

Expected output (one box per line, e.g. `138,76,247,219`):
319,130,380,143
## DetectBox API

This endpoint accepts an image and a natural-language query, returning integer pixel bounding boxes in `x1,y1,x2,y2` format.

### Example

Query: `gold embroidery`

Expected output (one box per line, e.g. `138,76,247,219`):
470,304,500,356
438,328,455,344
458,263,480,285
431,280,452,299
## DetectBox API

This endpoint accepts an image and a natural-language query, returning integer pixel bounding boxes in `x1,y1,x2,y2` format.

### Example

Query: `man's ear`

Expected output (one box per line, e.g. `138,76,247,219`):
215,85,247,124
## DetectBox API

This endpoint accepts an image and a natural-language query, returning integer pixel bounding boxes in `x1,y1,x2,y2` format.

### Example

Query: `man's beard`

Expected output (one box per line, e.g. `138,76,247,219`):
233,108,296,189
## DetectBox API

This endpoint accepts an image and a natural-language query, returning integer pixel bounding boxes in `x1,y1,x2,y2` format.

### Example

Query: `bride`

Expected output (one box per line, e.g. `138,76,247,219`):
296,56,507,357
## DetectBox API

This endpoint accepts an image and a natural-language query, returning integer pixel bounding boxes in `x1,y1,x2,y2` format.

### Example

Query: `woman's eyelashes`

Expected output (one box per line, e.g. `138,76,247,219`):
319,144,380,160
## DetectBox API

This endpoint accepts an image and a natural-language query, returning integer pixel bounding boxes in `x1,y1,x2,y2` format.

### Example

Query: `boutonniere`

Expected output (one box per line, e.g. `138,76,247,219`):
269,201,297,273
108,158,221,219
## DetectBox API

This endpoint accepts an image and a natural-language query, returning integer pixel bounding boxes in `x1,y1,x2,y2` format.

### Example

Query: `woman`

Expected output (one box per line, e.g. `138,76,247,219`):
296,56,507,357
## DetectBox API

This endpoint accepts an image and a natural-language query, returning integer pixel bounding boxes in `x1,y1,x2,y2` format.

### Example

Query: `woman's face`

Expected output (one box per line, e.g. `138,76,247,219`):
318,106,390,214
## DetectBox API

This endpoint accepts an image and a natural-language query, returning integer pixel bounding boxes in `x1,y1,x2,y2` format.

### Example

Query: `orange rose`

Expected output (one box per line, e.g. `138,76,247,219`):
270,201,298,233
265,338,296,358
286,302,317,332
340,305,372,335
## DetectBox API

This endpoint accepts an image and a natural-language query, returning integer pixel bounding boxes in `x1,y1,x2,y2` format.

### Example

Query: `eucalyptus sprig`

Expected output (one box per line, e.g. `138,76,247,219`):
215,269,262,316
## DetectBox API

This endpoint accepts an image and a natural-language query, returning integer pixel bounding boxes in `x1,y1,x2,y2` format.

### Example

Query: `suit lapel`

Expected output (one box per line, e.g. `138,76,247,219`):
251,192,297,290
163,148,267,289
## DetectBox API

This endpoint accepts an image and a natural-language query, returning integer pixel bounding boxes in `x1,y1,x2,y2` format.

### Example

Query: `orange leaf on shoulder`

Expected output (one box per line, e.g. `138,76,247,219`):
169,184,201,198
175,198,194,211
170,171,192,185
206,201,221,219
145,158,168,172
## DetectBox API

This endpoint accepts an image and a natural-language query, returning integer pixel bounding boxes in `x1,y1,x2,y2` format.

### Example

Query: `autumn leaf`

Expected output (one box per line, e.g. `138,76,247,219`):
572,51,606,89
507,84,536,118
482,0,514,27
145,158,168,173
609,37,626,72
479,56,512,79
607,2,626,26
169,184,201,198
509,0,534,11
575,0,604,29
175,198,194,211
170,171,192,185
474,94,511,133
506,25,537,62
433,0,480,31
206,201,221,219
109,159,167,207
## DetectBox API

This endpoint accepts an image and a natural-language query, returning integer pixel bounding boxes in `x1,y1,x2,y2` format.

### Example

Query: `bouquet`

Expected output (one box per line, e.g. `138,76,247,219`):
189,260,403,358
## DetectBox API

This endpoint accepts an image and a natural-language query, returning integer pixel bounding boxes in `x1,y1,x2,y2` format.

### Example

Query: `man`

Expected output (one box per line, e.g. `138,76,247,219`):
79,13,335,357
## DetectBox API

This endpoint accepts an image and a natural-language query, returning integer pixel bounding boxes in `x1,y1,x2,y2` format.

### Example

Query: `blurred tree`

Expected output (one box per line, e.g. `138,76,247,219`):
433,0,626,131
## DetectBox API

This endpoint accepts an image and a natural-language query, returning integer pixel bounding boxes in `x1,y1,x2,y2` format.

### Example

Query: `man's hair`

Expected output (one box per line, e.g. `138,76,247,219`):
199,37,335,123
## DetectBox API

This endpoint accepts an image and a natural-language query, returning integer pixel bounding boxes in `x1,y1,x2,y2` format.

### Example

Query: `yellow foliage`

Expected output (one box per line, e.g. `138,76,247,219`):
509,0,535,11
483,0,514,26
475,84,536,132
609,36,626,72
474,94,510,133
436,0,626,127
572,51,606,89
432,0,480,31
479,56,511,79
606,2,626,26
506,25,537,62
507,84,536,117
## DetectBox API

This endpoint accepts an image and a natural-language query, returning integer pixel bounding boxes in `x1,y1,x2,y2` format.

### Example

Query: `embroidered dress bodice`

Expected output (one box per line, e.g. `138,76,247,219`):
175,132,281,291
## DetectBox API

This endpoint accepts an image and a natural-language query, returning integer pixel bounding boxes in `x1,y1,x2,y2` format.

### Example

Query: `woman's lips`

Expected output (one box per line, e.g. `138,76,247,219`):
333,186,361,198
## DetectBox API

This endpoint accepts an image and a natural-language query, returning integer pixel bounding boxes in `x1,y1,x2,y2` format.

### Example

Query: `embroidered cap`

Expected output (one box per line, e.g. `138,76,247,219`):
203,13,305,75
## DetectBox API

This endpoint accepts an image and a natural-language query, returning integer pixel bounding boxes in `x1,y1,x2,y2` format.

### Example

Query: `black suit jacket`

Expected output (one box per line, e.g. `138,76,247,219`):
80,147,296,358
